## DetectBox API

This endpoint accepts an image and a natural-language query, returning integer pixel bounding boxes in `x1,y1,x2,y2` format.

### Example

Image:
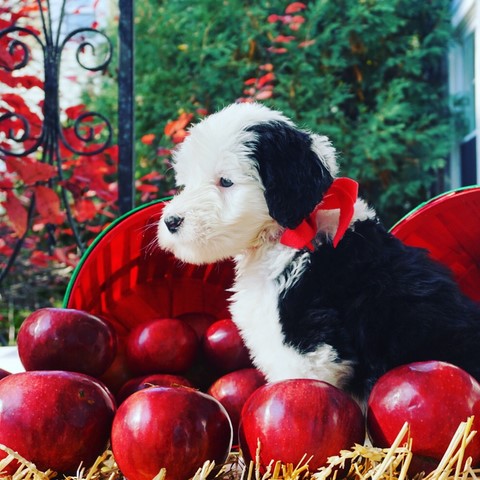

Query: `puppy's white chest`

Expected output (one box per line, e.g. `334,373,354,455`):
229,261,290,381
229,247,354,387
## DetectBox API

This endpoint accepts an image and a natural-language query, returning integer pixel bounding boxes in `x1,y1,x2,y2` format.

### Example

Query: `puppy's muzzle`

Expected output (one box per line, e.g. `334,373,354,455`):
164,215,184,233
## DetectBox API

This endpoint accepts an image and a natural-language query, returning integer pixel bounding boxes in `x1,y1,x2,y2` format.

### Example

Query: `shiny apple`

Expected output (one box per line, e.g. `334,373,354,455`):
239,379,365,471
126,318,199,375
17,307,117,377
208,368,266,440
111,386,233,480
0,370,115,474
367,360,480,474
0,368,11,380
202,319,252,373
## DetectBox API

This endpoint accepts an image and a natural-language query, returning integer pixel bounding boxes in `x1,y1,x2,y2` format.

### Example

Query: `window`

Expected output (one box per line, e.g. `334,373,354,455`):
449,1,478,187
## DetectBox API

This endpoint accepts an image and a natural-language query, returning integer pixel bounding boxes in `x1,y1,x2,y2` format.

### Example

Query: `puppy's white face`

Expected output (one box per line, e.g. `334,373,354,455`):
157,104,284,264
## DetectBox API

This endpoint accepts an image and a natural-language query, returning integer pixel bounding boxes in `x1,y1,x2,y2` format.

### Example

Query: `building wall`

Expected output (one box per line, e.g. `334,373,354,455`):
449,0,479,187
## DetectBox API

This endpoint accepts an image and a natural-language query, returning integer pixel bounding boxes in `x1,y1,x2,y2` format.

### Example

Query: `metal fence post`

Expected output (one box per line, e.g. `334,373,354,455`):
117,0,135,214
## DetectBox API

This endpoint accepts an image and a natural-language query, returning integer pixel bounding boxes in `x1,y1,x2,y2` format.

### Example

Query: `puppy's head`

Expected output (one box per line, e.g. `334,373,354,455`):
157,103,337,264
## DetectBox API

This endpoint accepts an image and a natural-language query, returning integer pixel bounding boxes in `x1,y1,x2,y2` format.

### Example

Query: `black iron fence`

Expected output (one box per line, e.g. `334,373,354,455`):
0,0,134,286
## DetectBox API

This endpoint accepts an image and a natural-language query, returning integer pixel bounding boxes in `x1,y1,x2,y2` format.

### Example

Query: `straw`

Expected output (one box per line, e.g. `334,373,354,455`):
1,417,480,480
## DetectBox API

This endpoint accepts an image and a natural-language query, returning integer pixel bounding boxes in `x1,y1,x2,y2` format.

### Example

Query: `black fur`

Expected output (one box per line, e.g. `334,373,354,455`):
278,218,480,399
246,121,334,229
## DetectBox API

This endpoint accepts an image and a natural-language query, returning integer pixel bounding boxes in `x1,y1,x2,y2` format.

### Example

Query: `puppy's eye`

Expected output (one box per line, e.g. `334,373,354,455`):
219,177,234,188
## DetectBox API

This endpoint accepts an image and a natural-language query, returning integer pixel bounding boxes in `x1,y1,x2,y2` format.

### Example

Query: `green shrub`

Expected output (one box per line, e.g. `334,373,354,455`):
99,0,454,226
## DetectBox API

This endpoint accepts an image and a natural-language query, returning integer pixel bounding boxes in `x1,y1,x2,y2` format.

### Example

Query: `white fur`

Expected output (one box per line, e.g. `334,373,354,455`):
231,243,355,388
157,103,374,389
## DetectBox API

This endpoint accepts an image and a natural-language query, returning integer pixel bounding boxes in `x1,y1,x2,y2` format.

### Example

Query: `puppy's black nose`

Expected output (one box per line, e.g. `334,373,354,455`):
164,215,184,233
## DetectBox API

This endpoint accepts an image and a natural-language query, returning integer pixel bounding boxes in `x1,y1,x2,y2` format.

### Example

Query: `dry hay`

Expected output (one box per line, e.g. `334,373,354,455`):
1,418,479,480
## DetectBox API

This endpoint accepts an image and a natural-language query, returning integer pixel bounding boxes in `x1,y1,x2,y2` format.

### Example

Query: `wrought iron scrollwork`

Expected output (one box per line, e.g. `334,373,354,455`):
61,27,113,71
0,0,115,286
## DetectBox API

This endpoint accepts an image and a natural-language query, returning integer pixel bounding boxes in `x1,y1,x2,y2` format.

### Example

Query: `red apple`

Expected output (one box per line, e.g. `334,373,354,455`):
0,370,115,474
202,319,252,373
0,368,11,380
176,312,217,339
111,386,233,480
126,318,199,375
367,360,480,474
208,368,266,441
17,308,117,377
239,379,365,471
116,373,194,404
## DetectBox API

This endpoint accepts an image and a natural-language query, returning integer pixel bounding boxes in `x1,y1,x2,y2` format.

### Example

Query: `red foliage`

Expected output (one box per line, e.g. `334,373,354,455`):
164,112,194,144
141,133,156,145
0,0,123,277
4,157,56,185
0,0,185,281
238,2,310,103
4,192,28,238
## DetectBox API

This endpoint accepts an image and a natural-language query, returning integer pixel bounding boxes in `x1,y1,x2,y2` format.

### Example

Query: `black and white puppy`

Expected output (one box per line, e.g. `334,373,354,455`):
157,102,480,400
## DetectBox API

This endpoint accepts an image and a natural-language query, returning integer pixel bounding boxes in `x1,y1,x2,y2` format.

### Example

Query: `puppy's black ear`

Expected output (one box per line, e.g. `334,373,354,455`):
247,121,334,229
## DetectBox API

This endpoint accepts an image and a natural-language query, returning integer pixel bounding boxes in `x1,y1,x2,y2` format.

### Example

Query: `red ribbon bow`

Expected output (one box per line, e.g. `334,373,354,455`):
280,177,359,251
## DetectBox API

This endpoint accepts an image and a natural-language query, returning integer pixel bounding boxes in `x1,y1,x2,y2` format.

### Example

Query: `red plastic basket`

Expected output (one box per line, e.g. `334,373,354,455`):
63,199,235,337
64,186,480,337
391,186,480,302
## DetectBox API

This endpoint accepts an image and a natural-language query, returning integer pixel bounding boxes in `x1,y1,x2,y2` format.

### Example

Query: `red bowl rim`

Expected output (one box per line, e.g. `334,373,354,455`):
62,197,171,308
390,184,480,235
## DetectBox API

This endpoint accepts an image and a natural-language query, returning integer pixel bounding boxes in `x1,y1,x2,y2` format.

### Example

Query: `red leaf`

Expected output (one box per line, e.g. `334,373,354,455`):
5,157,56,184
74,198,97,222
136,183,159,193
267,47,288,54
299,39,316,48
0,71,15,87
267,14,283,23
285,2,307,14
53,247,79,268
156,147,172,156
2,93,28,110
18,4,41,13
85,225,104,233
34,185,65,225
172,129,189,144
62,126,87,152
0,238,14,257
141,133,156,145
257,72,275,88
255,90,273,100
290,15,306,29
273,35,296,43
4,191,28,237
244,77,258,86
65,104,87,120
164,112,194,137
260,63,274,72
0,176,15,190
1,94,43,128
104,145,119,162
140,171,164,182
29,250,53,268
14,74,44,89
